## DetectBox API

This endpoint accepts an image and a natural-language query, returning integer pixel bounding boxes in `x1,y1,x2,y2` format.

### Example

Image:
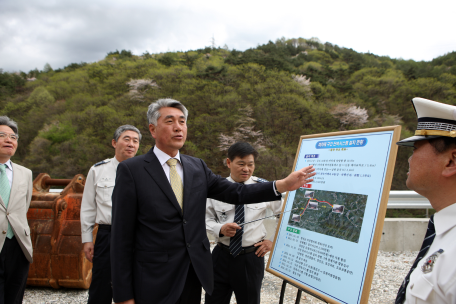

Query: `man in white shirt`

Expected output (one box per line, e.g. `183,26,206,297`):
80,125,141,304
206,142,282,304
395,98,456,304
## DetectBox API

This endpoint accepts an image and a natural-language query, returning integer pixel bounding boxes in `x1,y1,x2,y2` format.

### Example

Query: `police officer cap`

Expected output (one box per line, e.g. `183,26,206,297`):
396,97,456,147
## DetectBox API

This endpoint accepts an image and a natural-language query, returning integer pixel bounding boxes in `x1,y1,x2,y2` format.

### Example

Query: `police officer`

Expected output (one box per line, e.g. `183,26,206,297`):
205,142,283,304
395,98,456,304
81,125,141,304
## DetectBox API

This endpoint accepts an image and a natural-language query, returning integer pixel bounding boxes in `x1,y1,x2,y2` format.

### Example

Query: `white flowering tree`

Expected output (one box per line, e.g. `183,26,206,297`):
126,79,159,101
292,74,313,97
330,104,369,129
218,105,267,152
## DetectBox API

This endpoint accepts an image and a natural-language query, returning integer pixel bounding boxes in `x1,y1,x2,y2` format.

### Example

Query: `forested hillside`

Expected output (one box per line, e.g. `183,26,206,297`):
1,37,455,189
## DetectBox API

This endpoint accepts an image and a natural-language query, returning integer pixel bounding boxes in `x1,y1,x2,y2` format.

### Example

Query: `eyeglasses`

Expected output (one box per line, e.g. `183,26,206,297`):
0,132,19,141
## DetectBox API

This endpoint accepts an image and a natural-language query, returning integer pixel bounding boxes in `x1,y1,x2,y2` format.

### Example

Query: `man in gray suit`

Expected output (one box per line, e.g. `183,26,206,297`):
0,116,33,304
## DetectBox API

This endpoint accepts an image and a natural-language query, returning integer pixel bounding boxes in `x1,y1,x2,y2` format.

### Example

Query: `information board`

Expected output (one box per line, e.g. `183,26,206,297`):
266,126,401,304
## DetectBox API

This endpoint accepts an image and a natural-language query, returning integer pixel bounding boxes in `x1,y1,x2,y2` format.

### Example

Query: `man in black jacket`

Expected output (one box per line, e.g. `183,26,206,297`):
111,98,315,304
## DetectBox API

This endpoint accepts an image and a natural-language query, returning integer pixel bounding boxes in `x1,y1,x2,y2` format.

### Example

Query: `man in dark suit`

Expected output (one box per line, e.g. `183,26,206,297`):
111,98,315,304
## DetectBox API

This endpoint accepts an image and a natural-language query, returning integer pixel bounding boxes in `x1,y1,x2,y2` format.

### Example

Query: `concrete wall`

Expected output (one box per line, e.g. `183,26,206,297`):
379,218,428,251
208,218,429,252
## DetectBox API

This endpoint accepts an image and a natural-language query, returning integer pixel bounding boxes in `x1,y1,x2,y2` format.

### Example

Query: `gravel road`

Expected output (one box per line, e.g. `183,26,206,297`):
23,249,416,304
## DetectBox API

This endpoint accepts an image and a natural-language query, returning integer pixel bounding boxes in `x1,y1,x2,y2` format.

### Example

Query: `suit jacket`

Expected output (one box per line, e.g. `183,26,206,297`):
111,149,280,304
0,162,33,263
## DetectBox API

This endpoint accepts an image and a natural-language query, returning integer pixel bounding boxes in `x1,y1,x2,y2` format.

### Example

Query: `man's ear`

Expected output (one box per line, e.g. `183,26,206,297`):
112,139,117,149
226,158,231,169
442,149,456,178
149,124,156,139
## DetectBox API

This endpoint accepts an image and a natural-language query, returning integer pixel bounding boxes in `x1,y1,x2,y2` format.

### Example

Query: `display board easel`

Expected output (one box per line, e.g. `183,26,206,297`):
267,126,401,304
278,279,328,304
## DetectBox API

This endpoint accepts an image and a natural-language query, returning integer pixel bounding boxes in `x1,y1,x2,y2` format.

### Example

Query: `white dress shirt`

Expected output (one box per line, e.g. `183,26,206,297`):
153,146,184,185
0,160,13,188
405,203,456,304
206,175,283,247
80,157,119,243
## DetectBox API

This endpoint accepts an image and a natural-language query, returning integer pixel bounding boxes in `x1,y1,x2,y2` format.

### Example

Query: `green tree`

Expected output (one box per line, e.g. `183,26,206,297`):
43,63,53,73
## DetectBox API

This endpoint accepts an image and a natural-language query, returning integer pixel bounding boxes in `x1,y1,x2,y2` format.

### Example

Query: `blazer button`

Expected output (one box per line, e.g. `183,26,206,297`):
2,231,5,234
6,213,9,216
187,243,191,248
183,219,187,224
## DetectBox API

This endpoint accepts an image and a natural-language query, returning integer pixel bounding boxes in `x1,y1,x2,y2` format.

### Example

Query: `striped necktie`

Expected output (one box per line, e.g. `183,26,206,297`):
166,158,183,210
0,165,13,239
229,204,245,257
395,215,436,304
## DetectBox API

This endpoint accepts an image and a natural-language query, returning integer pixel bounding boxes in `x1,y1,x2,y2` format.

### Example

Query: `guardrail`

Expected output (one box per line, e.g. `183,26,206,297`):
387,191,431,209
387,190,432,217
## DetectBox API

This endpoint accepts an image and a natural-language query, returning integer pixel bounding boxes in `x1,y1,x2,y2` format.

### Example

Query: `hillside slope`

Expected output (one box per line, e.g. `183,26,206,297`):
1,38,455,189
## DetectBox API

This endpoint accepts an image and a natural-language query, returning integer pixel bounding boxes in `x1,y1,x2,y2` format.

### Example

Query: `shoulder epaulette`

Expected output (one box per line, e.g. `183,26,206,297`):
252,176,269,183
94,160,109,167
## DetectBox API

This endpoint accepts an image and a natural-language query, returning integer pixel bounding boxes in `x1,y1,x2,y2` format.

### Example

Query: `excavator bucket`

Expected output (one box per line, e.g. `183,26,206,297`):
26,173,96,289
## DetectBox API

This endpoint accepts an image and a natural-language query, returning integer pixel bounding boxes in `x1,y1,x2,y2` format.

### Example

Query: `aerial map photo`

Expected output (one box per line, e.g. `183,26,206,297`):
288,188,368,243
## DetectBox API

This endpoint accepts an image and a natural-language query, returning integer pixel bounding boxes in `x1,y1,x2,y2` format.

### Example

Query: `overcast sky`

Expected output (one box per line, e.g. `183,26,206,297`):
1,0,455,72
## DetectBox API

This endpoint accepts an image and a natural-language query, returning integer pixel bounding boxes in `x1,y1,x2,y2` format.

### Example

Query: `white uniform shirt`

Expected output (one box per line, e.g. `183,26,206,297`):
206,176,283,247
405,203,456,304
80,157,119,243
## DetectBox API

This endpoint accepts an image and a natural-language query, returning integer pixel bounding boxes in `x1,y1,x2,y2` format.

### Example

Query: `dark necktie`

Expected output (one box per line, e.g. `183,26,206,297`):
395,215,436,304
229,204,245,257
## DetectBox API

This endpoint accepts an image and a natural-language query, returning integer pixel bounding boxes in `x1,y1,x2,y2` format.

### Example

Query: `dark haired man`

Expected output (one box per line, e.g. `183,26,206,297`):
205,142,282,304
395,98,456,304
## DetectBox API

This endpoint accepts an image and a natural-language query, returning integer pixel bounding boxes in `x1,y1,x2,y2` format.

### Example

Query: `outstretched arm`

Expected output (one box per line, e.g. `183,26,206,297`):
276,165,315,193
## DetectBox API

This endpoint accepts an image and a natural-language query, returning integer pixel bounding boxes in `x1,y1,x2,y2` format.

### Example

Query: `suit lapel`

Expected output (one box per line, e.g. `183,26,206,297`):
7,162,21,210
0,192,5,210
143,150,183,215
0,168,5,209
0,162,16,211
180,155,194,217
